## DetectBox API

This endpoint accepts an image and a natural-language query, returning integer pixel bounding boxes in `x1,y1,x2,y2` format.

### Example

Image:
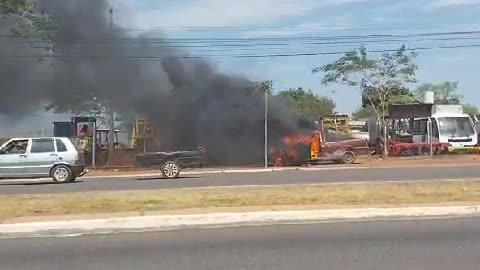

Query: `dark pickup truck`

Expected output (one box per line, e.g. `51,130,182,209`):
136,148,206,179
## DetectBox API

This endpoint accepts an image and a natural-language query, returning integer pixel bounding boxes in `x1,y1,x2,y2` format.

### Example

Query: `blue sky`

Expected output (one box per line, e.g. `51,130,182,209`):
114,0,480,114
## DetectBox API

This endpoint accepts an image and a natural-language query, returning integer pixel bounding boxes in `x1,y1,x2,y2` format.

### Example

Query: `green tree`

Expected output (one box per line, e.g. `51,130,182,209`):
45,89,111,125
255,80,273,94
414,81,462,104
0,0,56,51
0,0,30,14
313,45,417,156
278,87,336,120
352,106,376,119
362,86,417,108
313,45,417,121
414,81,478,117
463,104,478,117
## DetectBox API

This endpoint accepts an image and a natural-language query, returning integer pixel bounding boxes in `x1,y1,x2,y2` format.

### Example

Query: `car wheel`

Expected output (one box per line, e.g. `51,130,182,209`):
51,165,74,183
161,161,181,179
341,151,356,164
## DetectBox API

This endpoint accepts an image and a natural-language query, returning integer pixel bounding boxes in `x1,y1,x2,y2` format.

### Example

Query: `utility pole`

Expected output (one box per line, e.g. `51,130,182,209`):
92,119,97,168
106,7,116,166
264,90,269,168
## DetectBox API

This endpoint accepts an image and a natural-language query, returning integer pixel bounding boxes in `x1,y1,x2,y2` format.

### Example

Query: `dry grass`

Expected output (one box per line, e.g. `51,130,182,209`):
2,181,480,222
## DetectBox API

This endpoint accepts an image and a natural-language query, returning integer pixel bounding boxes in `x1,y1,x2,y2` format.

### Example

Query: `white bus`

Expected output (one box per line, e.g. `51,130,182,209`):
413,105,477,151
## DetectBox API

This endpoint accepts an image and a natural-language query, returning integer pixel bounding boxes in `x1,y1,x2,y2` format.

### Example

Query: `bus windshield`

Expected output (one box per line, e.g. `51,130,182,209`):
437,117,475,138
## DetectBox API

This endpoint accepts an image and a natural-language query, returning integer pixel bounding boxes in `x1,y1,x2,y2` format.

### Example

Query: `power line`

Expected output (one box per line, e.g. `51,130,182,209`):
118,24,478,32
20,36,480,55
2,30,480,43
9,32,480,56
6,44,480,60
4,32,480,54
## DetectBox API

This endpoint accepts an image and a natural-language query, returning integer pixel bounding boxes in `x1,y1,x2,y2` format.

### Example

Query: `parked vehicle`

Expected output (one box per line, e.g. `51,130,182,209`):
413,105,477,152
0,137,87,183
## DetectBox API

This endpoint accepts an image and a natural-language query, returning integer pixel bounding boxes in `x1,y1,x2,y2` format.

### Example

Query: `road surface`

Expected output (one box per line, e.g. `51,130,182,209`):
1,165,480,195
1,217,479,269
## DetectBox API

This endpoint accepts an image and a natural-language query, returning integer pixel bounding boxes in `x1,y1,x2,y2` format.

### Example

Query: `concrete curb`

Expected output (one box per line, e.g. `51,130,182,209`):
1,205,479,237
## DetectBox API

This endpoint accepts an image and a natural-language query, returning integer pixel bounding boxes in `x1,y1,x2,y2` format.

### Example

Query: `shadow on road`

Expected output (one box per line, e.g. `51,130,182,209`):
135,176,202,181
0,180,84,186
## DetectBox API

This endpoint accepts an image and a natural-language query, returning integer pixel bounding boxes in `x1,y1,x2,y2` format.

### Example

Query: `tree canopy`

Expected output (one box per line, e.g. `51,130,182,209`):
0,0,30,14
414,81,478,116
313,45,417,120
414,81,462,105
278,87,336,120
352,106,376,119
0,0,56,50
463,104,478,117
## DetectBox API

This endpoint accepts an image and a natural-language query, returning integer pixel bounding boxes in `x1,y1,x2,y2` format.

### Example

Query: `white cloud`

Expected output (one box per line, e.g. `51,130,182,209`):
120,0,371,29
431,0,480,8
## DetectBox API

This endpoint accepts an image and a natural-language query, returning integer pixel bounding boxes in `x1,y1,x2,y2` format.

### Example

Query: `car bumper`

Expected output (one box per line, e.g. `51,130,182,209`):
71,165,88,177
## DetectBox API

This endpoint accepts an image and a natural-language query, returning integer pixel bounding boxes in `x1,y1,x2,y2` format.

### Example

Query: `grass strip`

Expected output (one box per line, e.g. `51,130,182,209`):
2,180,480,222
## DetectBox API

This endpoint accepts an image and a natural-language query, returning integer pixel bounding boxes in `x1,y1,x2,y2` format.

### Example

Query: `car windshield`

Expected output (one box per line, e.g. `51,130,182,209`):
437,117,475,138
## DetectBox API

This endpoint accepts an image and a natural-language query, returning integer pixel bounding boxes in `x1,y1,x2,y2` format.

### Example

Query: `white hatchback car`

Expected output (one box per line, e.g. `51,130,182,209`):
0,137,87,183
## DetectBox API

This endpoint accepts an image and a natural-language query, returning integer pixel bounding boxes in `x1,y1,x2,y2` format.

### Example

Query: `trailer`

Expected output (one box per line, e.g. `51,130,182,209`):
136,148,206,179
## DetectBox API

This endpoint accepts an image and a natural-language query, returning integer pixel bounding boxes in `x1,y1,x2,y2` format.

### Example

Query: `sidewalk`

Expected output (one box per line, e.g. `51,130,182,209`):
1,204,479,238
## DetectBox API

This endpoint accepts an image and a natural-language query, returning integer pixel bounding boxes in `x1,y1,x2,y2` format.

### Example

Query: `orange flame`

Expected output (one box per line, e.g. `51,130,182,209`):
273,133,323,167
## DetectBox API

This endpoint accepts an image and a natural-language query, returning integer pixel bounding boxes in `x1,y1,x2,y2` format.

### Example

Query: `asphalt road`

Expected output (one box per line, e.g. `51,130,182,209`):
1,165,480,195
2,217,480,269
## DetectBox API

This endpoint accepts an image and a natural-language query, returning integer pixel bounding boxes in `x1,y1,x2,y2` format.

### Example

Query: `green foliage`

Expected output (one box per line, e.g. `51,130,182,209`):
313,45,418,120
414,81,478,117
255,80,273,94
352,106,376,119
278,87,336,120
414,81,462,104
463,104,478,117
0,0,30,14
362,86,417,108
1,0,56,51
45,87,108,117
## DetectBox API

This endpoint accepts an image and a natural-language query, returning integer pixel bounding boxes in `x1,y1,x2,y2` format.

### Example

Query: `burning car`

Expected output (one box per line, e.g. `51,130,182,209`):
272,131,370,167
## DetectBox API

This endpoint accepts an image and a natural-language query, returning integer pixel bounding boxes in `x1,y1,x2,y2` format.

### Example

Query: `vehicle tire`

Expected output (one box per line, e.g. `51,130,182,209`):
161,161,181,179
341,151,356,164
51,165,74,183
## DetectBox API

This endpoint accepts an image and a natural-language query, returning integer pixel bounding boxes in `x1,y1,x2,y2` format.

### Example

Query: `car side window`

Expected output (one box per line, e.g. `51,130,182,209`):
56,139,68,152
31,139,55,153
1,140,29,155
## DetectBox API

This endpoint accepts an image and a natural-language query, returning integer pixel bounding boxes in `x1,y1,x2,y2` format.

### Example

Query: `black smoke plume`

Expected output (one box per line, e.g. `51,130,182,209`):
0,0,310,165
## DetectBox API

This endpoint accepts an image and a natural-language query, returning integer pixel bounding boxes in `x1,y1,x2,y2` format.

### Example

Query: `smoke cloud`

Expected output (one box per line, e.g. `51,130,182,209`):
0,0,309,165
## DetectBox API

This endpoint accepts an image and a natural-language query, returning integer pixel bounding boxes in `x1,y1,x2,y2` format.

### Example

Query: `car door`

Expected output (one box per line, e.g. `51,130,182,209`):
0,139,29,178
25,138,59,177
